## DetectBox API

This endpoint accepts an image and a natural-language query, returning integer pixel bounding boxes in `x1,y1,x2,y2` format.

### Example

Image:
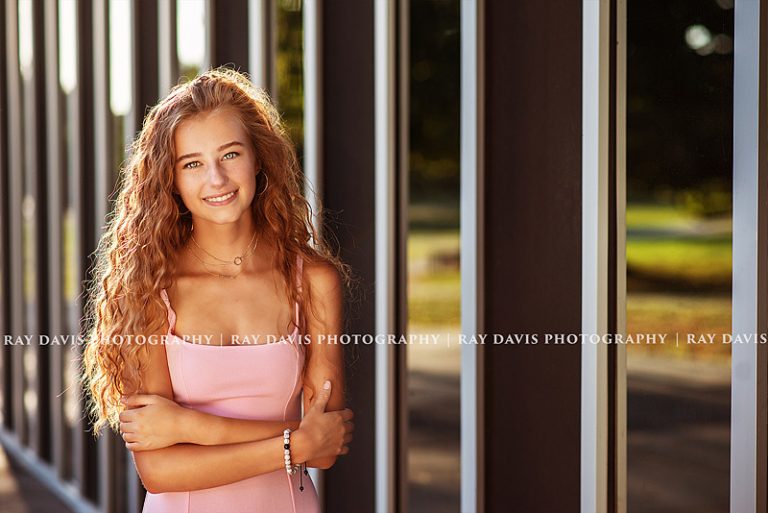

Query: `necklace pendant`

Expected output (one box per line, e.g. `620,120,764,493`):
234,256,243,265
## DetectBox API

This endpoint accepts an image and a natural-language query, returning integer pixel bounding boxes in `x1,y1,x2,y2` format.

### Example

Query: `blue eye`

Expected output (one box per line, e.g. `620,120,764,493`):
182,152,238,169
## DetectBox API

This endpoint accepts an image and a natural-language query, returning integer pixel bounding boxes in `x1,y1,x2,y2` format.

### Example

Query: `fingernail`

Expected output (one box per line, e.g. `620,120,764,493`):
323,380,331,390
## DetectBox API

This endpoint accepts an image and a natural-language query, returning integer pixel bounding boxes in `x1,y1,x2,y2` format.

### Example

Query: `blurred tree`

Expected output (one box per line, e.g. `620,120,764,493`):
628,0,733,205
409,0,460,204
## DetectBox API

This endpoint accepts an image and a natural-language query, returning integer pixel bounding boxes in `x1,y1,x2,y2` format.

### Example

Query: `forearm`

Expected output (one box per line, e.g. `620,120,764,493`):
183,408,300,446
305,456,336,470
134,431,310,493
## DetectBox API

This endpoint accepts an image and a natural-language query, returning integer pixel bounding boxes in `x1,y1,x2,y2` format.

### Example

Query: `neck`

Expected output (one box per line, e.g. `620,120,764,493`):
189,215,259,260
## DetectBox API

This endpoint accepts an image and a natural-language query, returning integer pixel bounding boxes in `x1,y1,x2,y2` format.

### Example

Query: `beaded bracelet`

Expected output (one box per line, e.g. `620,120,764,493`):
283,428,298,475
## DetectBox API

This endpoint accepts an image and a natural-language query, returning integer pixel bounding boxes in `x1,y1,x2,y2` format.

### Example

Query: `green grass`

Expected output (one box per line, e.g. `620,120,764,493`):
626,203,698,229
408,229,460,326
626,203,732,361
627,237,731,283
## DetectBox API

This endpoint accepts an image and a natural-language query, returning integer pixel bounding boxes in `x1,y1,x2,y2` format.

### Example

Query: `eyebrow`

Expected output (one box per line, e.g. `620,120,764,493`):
175,141,245,164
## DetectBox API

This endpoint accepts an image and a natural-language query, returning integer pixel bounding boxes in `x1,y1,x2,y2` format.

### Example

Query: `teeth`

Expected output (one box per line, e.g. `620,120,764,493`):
205,190,236,203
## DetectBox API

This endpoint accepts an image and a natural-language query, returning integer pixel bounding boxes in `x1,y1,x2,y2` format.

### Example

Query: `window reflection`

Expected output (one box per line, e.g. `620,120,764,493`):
626,2,733,512
407,2,461,512
276,0,304,163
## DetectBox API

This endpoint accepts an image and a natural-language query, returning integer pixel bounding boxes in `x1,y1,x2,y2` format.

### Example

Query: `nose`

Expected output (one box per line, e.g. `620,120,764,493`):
207,161,227,188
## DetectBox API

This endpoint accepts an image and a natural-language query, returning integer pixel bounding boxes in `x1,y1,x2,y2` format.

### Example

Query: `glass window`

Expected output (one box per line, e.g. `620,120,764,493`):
407,2,461,512
626,2,734,511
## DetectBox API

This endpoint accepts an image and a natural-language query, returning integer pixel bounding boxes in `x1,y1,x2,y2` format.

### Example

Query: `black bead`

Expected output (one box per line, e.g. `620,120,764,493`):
300,486,304,491
284,443,290,449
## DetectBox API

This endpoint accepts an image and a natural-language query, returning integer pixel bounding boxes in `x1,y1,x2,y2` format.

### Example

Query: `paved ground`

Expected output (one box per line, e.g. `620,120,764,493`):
0,444,73,513
627,355,730,513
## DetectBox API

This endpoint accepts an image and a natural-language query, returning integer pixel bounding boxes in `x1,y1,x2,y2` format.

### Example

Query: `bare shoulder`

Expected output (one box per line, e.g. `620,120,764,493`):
303,259,342,298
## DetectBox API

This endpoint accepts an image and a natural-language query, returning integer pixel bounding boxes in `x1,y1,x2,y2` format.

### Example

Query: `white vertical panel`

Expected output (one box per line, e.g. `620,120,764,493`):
302,0,324,503
375,0,397,512
203,0,213,71
303,0,323,240
157,0,177,96
460,1,484,513
581,1,611,513
731,0,762,511
248,0,269,90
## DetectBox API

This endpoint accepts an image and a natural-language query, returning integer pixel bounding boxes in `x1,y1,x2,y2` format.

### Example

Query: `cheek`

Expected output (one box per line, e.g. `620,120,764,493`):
174,174,197,201
234,164,257,194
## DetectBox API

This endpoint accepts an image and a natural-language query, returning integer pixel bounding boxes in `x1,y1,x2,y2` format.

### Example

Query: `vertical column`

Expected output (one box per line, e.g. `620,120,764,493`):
27,0,52,463
6,0,25,445
614,0,628,511
481,0,592,511
93,1,119,511
374,0,399,511
320,1,377,512
302,0,324,496
93,0,111,242
303,0,322,229
581,0,613,512
731,0,768,511
249,0,275,94
134,0,159,117
0,0,11,432
157,0,178,97
44,0,66,478
460,0,484,511
74,0,96,501
210,0,249,71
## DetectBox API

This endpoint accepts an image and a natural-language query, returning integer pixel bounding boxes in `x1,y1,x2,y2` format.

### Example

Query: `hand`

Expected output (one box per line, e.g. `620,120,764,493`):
296,380,354,462
119,394,187,452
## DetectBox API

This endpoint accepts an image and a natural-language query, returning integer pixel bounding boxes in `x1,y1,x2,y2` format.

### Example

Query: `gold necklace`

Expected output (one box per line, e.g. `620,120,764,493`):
191,229,259,266
188,232,260,279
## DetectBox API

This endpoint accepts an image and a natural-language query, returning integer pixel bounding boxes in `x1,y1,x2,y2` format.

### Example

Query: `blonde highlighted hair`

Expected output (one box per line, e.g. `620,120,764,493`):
80,67,353,436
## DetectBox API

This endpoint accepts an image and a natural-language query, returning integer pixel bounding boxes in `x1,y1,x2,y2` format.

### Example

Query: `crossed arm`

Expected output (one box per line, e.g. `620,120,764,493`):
120,262,351,493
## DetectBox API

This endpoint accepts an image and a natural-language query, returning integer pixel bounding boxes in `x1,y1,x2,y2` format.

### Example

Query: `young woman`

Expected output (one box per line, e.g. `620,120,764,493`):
81,67,354,513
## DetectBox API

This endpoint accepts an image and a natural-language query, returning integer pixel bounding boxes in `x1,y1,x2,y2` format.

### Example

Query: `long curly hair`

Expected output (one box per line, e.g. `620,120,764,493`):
81,67,354,436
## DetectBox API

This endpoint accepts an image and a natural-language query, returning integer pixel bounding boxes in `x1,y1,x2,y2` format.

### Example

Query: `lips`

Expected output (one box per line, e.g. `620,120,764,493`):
203,189,238,205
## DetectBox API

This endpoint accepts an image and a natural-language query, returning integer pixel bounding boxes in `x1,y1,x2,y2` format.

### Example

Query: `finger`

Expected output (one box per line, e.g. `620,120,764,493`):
343,433,353,444
339,445,349,455
119,421,135,434
122,432,138,443
340,408,354,421
344,422,355,433
119,410,134,423
310,380,332,413
125,441,142,452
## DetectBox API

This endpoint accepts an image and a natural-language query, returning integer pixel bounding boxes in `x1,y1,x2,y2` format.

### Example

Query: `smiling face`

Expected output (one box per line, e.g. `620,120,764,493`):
173,107,258,225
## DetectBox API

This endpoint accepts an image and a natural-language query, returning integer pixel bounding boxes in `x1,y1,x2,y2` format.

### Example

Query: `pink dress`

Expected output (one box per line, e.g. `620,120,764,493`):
142,255,320,513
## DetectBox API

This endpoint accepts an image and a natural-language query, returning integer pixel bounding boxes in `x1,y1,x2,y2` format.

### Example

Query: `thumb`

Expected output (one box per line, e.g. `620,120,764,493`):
311,380,332,413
